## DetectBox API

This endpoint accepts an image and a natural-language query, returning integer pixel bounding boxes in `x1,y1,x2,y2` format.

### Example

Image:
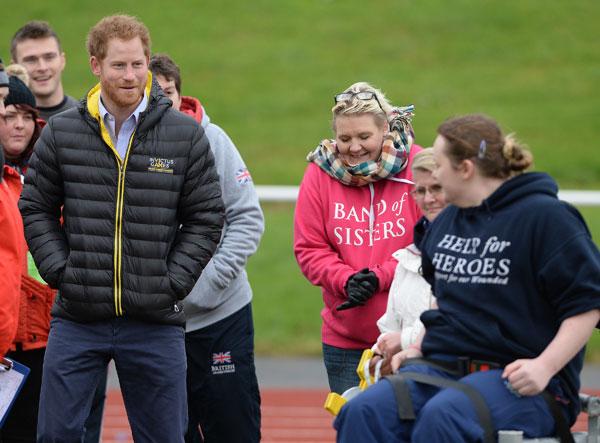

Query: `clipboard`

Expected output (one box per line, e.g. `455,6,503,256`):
0,357,30,428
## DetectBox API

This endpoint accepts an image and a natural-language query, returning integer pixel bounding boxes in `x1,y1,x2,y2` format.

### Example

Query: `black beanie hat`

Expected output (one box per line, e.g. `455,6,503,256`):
0,58,9,88
5,75,36,108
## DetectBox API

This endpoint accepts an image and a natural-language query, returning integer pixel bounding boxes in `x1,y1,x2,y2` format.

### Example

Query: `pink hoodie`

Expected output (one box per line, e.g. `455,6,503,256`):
294,146,423,349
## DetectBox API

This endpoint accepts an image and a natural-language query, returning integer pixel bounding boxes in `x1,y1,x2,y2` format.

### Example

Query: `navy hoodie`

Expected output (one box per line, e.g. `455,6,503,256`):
420,172,600,421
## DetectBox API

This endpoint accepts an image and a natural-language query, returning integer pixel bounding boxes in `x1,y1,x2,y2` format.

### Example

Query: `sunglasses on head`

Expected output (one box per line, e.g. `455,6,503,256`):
334,91,384,112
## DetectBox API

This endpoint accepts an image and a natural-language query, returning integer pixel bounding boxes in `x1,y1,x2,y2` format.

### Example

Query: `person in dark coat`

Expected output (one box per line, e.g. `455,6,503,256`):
19,15,224,442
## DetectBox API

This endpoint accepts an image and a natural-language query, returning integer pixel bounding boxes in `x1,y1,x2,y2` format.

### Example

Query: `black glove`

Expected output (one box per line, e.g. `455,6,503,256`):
336,268,379,311
349,268,379,293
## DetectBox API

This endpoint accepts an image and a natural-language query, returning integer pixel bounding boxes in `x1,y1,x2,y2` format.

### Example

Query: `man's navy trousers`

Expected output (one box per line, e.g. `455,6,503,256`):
37,317,187,443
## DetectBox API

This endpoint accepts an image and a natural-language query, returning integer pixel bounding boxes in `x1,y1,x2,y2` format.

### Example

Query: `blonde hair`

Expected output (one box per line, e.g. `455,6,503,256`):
411,148,436,174
6,64,30,86
332,82,392,130
86,15,151,60
501,134,532,173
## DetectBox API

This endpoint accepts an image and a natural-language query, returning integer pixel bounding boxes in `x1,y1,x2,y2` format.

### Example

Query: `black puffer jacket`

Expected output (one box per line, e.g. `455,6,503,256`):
19,75,224,325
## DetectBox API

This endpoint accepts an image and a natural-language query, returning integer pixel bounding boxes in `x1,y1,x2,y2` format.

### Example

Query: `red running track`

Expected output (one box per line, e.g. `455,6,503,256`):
101,388,599,443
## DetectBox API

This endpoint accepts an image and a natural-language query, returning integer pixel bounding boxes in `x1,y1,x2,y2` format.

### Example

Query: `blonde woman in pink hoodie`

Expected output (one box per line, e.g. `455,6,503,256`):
294,82,423,393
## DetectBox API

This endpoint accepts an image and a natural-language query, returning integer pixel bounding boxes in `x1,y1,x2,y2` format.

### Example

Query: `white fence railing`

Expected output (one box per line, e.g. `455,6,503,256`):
558,191,600,206
255,186,299,202
255,186,600,206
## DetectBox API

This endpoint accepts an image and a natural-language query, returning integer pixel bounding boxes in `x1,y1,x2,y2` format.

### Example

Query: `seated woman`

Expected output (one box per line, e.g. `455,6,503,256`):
334,114,600,443
371,148,445,374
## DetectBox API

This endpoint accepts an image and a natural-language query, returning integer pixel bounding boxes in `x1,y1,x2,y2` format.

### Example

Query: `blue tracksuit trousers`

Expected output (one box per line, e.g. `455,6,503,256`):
334,363,564,443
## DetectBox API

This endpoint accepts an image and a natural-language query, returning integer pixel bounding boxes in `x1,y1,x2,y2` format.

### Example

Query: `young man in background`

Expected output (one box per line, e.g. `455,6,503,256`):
10,21,78,120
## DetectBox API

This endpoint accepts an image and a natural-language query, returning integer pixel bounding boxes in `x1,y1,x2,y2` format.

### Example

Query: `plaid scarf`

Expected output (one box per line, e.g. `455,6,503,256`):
307,105,415,187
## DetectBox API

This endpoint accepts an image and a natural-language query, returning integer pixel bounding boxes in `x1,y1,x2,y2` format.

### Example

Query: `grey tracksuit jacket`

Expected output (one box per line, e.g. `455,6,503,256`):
183,105,264,331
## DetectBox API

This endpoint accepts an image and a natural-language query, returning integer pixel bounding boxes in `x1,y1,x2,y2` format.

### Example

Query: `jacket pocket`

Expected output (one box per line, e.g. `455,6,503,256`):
56,253,73,293
21,275,56,343
168,271,189,301
158,260,178,305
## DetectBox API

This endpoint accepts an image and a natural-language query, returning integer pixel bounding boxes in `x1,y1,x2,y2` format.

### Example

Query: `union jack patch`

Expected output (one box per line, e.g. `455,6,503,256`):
212,351,232,365
235,167,253,185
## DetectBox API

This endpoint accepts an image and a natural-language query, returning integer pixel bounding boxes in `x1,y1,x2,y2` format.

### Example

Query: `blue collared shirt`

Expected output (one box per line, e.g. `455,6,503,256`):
98,92,148,160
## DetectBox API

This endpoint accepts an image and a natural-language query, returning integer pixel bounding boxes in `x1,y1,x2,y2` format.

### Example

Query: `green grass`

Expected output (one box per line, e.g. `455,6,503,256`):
1,1,599,359
581,207,600,245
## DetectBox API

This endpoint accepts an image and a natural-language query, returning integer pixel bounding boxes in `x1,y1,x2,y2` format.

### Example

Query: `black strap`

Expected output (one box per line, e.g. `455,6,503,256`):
386,371,496,443
541,390,575,443
401,357,464,377
386,372,415,419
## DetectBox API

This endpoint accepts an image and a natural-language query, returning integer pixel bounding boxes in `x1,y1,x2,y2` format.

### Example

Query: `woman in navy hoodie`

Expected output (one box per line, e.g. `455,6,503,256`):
334,114,600,443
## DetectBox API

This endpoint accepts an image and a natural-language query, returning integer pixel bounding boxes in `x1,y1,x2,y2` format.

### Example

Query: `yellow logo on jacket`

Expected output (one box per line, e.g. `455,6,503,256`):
148,157,175,174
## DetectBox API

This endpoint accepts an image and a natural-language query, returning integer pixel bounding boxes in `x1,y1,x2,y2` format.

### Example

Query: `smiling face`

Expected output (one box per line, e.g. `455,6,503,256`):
14,37,66,104
412,169,447,222
334,114,387,167
0,105,35,158
90,37,148,116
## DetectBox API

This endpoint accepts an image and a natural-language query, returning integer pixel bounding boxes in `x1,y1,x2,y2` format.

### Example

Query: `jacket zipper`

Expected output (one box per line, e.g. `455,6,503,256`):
113,158,122,316
113,133,137,316
87,94,150,317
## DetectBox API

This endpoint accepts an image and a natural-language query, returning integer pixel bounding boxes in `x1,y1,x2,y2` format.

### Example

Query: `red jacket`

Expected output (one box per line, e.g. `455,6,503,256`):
3,164,55,351
0,168,25,356
294,146,423,349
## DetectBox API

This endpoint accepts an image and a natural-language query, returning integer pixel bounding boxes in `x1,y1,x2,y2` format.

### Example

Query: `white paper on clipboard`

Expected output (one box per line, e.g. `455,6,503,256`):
0,357,30,427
